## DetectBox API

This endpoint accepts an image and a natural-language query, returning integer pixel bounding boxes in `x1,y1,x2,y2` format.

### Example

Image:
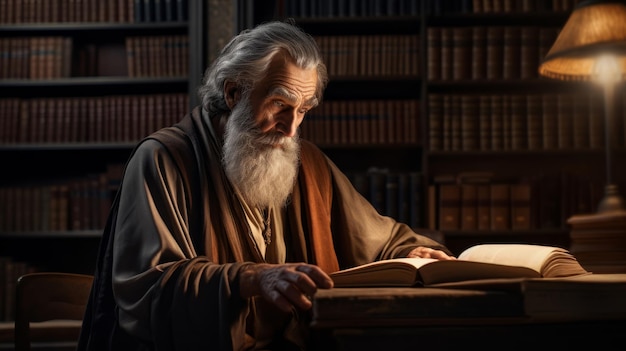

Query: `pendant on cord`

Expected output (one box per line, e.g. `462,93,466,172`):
263,210,271,246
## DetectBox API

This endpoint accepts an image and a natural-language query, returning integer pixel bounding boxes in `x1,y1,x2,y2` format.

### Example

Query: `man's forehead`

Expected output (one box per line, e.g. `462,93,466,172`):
259,57,318,103
268,86,318,107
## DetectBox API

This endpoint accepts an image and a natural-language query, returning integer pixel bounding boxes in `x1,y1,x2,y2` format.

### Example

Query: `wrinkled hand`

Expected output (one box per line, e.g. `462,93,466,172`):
239,263,334,313
407,246,456,260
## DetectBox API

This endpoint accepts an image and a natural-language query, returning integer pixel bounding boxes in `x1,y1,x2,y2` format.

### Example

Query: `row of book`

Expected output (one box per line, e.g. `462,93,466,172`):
0,167,426,234
430,172,607,232
301,99,419,145
427,26,559,81
134,0,188,22
428,0,580,14
427,92,626,152
281,0,421,18
126,35,189,78
347,169,425,230
0,35,189,79
0,93,188,144
0,37,72,79
0,163,123,232
0,0,188,24
0,256,37,321
279,0,578,18
315,35,420,78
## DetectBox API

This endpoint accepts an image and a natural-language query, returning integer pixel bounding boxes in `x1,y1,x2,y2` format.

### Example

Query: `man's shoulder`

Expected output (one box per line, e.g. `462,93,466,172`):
145,110,198,154
300,139,324,157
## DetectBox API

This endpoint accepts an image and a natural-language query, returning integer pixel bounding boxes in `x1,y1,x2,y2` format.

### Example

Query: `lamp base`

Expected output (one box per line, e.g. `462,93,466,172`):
597,184,626,213
568,211,626,273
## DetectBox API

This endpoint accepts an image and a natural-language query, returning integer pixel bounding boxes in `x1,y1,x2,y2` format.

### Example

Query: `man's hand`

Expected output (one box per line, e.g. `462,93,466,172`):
239,263,334,313
407,246,456,260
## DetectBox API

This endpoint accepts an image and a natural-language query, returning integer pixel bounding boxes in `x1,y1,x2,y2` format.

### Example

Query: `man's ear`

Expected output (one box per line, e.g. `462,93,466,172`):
224,81,240,110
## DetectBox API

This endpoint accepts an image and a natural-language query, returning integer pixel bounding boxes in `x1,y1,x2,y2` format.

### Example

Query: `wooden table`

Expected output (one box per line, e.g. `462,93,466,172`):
310,286,626,350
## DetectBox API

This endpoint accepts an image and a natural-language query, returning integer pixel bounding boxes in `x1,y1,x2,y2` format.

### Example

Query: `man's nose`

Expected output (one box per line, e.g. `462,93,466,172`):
276,110,300,137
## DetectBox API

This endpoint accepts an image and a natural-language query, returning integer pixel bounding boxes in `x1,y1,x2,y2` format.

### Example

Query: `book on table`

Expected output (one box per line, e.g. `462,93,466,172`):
330,244,590,288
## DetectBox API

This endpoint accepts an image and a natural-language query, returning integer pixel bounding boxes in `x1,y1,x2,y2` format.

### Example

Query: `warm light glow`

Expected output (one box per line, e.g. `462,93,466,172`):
538,1,626,81
593,54,621,84
538,1,626,214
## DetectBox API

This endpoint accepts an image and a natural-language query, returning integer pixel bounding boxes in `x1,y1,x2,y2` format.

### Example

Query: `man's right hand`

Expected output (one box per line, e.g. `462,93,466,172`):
239,263,334,312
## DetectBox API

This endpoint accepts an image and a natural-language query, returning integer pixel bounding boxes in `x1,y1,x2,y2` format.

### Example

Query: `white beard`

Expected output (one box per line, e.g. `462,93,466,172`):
222,98,300,209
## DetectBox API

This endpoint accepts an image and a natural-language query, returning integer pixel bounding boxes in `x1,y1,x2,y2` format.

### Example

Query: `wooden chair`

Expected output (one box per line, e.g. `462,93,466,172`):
14,272,93,351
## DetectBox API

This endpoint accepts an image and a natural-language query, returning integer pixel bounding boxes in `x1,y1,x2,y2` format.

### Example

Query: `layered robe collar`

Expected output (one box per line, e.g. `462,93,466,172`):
162,107,340,273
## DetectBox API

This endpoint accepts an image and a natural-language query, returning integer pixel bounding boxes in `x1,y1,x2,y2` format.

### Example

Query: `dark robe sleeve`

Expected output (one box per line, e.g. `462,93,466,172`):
80,139,252,350
326,157,452,270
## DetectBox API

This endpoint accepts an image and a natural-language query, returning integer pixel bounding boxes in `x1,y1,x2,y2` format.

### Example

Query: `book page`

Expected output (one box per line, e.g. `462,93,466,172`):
418,260,540,285
458,244,563,273
333,257,439,274
330,258,438,287
330,257,540,287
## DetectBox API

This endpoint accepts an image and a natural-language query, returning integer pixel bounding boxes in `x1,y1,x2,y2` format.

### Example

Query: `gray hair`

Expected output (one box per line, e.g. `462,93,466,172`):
198,20,328,116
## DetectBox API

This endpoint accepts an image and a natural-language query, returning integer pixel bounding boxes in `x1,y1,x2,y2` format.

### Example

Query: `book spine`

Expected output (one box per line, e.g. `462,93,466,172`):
557,94,573,149
409,172,423,229
572,93,590,149
542,94,559,150
440,27,453,80
478,95,491,150
519,26,539,79
450,95,462,151
471,26,487,80
368,168,388,215
460,184,478,230
510,94,527,150
477,184,491,230
490,95,503,151
501,95,511,150
490,183,510,230
502,26,521,80
486,26,504,80
438,183,461,231
461,95,479,151
526,94,543,150
385,172,399,219
428,94,443,151
510,182,531,230
427,27,442,81
452,27,472,80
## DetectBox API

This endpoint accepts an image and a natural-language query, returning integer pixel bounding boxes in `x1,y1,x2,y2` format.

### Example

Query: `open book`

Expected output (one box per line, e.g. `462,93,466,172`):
330,244,590,287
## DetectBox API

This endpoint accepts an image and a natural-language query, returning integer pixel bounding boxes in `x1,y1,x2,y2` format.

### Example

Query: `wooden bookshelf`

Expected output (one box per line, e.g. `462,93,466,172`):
0,0,208,323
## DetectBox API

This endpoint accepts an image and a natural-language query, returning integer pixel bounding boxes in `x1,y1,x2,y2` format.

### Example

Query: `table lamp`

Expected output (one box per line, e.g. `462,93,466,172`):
539,0,626,273
538,0,626,213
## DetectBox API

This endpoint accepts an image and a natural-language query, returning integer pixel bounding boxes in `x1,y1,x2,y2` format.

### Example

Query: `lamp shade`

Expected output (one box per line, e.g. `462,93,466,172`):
538,1,626,81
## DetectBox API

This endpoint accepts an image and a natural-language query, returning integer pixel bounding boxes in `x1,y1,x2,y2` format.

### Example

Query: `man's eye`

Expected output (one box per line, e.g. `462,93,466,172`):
274,101,285,108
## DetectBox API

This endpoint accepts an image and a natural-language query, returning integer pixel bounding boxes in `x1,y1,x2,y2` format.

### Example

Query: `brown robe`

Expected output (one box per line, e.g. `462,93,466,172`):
78,107,450,350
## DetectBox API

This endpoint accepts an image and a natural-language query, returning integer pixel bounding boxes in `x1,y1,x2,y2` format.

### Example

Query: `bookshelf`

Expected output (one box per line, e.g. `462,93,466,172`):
0,0,209,322
243,0,626,256
421,1,626,255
